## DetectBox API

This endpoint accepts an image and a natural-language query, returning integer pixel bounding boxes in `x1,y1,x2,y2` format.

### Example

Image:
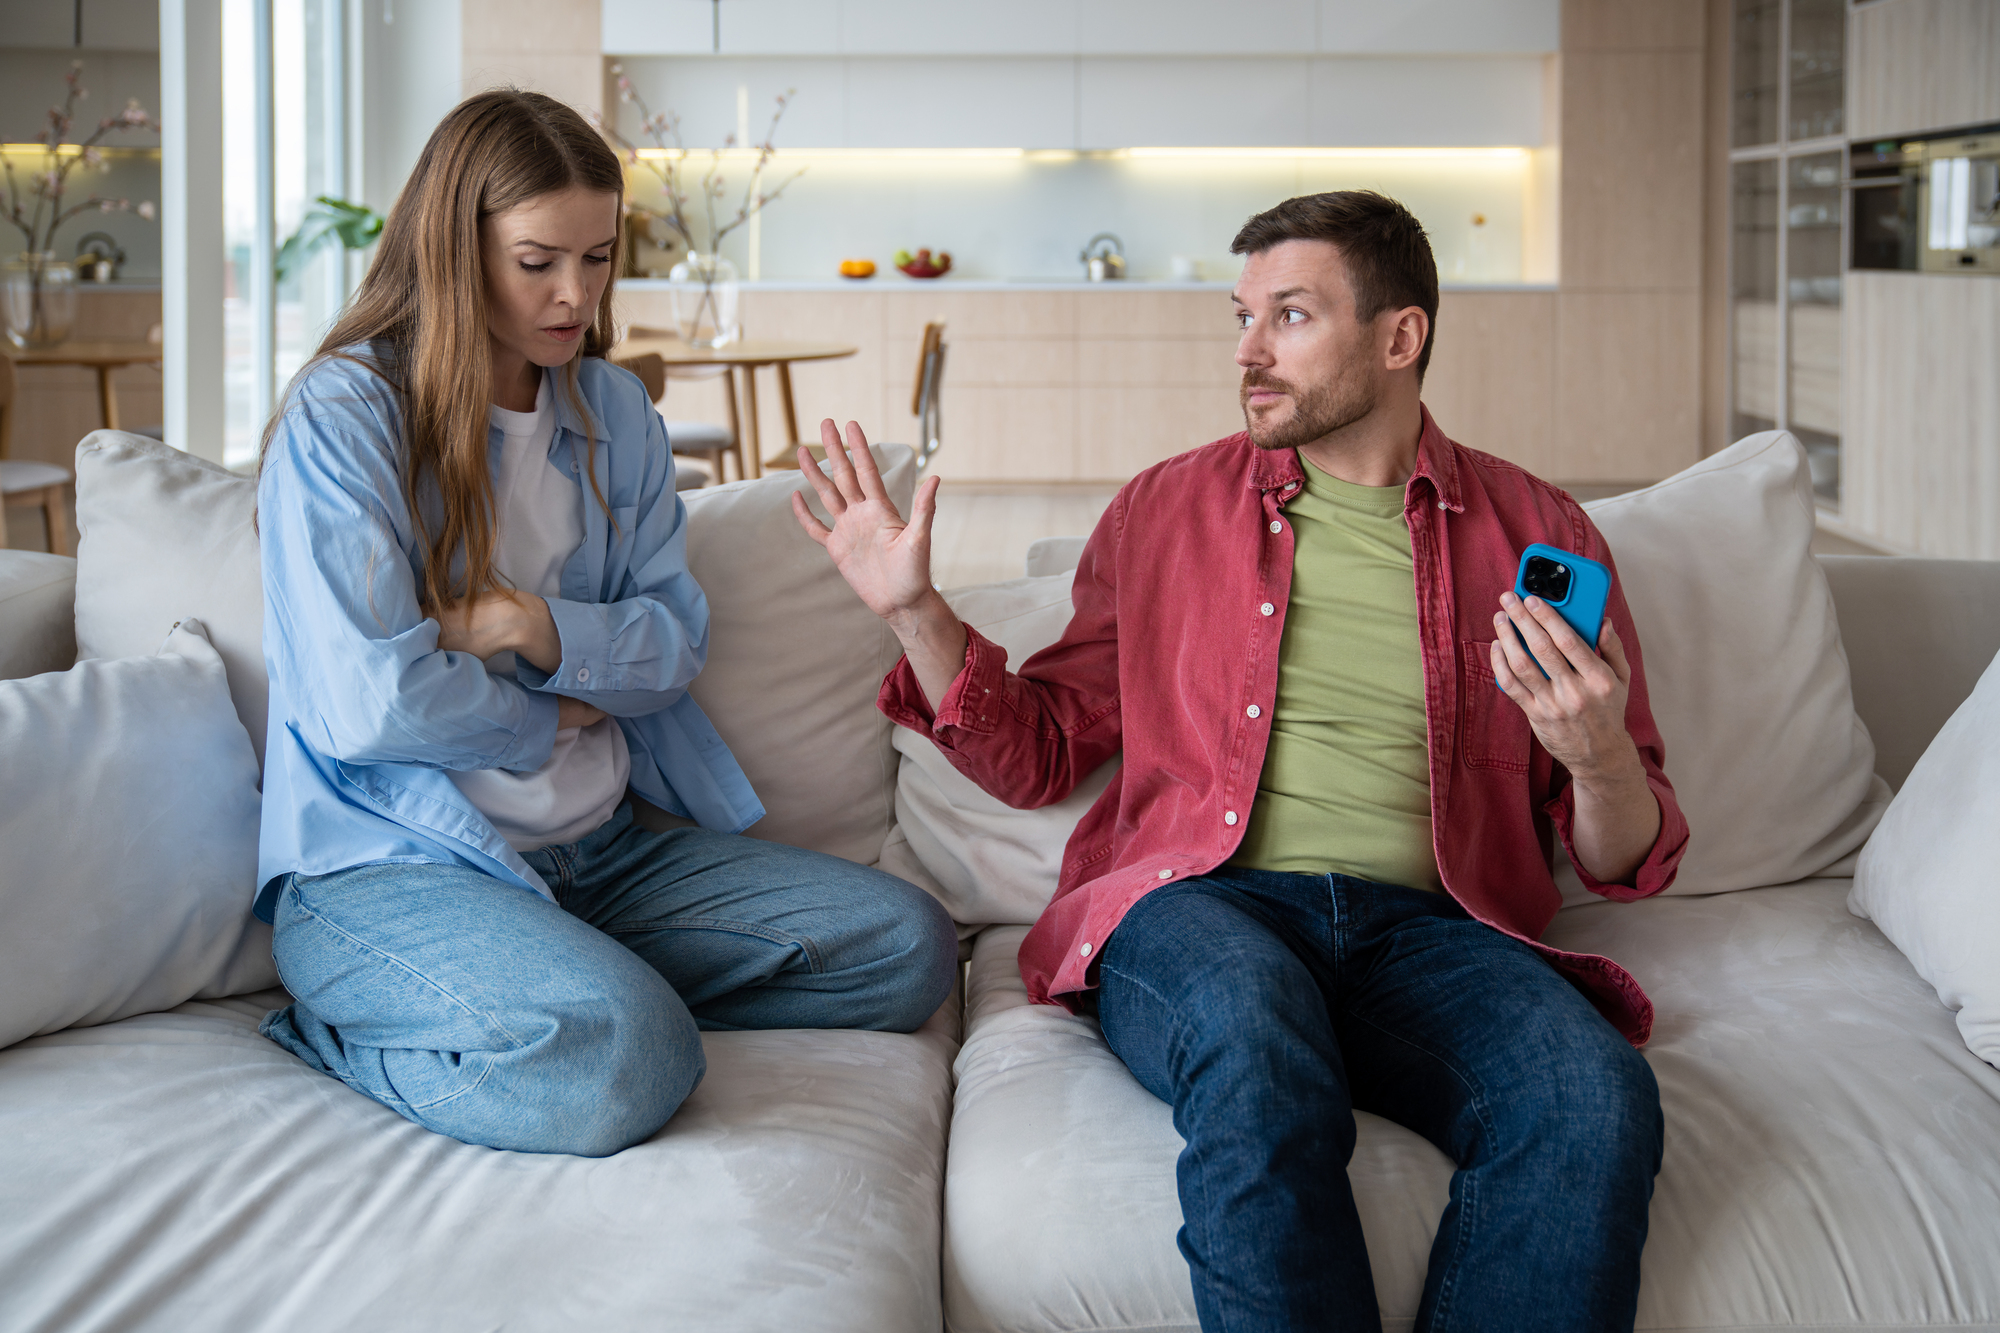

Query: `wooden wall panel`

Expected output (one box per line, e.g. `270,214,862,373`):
1843,271,2000,558
461,0,603,115
1421,291,1557,476
1553,0,1708,486
1556,291,1703,482
1849,0,2000,141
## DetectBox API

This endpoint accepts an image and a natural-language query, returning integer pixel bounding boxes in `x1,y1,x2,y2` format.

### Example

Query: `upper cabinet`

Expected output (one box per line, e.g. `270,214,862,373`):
603,0,1560,58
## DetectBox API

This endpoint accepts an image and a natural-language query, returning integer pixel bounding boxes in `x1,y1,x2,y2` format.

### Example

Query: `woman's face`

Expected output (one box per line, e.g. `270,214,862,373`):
480,185,620,375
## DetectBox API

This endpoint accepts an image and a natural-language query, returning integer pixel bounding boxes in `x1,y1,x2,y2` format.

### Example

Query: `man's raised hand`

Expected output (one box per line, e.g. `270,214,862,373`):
790,418,943,623
790,418,969,710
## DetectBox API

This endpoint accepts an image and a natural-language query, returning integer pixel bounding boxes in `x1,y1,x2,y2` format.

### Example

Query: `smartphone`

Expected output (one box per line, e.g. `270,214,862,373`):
1502,543,1612,680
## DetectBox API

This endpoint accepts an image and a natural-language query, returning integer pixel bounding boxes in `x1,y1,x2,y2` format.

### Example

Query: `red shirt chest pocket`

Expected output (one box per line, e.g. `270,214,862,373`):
1459,640,1534,773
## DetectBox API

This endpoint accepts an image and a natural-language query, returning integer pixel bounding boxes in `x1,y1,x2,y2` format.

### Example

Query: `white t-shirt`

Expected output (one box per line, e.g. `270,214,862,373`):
448,372,632,852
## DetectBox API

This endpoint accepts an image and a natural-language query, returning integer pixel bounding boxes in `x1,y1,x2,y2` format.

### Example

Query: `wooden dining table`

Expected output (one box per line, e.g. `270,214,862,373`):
9,339,163,432
615,332,858,479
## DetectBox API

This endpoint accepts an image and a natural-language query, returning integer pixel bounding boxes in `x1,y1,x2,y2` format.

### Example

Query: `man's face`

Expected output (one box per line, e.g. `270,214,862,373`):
1232,239,1388,452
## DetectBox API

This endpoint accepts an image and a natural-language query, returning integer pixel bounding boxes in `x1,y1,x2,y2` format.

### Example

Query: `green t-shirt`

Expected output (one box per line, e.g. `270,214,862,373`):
1228,453,1443,891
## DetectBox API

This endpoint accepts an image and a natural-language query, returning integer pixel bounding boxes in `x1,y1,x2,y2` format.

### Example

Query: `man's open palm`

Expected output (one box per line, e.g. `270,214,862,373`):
790,418,943,621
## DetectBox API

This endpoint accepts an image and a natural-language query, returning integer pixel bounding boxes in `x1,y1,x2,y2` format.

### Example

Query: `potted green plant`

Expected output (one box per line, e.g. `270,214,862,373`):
1,62,158,349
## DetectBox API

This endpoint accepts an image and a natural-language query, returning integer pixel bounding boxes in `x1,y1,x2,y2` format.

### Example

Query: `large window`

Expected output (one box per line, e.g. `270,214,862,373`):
222,0,353,467
1729,0,1845,506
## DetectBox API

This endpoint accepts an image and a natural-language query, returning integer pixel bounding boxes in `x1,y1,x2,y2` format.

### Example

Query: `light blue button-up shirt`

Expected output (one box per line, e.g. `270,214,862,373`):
254,346,764,921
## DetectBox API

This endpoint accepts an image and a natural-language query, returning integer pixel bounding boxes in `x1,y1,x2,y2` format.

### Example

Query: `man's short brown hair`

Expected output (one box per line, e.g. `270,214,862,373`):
1230,191,1439,380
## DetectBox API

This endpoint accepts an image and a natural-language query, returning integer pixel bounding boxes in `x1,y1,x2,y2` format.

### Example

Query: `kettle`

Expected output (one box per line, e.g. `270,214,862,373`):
1080,232,1126,281
75,232,124,283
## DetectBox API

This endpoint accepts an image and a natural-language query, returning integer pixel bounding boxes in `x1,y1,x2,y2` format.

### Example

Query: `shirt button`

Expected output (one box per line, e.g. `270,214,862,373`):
1158,869,1174,879
1224,810,1238,825
1260,602,1274,616
1438,499,1447,509
1246,704,1261,718
1080,941,1092,957
576,667,590,682
1269,520,1283,533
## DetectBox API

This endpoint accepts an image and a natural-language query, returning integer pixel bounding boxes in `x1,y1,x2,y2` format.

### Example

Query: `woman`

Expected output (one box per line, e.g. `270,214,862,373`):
254,90,956,1157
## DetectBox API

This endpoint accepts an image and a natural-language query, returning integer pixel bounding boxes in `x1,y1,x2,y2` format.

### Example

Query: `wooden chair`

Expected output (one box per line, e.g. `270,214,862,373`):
615,332,747,485
0,351,74,556
791,321,946,471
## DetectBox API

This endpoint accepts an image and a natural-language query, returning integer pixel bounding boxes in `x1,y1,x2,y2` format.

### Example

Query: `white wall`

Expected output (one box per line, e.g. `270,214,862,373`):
353,0,460,219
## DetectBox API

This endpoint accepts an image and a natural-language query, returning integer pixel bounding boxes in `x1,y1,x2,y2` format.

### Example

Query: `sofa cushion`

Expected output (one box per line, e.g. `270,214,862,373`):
73,430,267,763
893,573,1117,927
1576,431,1889,895
0,992,957,1332
680,445,914,864
0,549,76,681
0,620,274,1050
1849,646,2000,1069
946,884,2000,1332
69,427,915,865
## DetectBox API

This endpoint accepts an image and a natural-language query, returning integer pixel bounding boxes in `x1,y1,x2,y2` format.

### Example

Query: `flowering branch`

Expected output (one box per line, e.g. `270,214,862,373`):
593,68,804,256
3,61,159,255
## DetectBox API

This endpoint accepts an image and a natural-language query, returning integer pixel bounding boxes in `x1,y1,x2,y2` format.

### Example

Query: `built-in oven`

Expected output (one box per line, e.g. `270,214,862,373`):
1850,124,2000,273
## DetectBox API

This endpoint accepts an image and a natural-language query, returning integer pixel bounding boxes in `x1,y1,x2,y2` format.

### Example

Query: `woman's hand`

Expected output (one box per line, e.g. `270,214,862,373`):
431,589,565,674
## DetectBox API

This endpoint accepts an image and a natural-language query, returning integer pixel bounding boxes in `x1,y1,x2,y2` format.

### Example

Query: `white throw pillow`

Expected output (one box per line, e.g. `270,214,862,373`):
0,620,275,1049
893,573,1119,926
73,431,267,764
1574,431,1890,898
681,446,916,865
1849,648,2000,1068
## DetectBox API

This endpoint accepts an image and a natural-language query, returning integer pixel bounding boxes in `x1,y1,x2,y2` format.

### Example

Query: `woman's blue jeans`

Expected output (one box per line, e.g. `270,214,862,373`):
260,802,958,1157
1093,869,1663,1333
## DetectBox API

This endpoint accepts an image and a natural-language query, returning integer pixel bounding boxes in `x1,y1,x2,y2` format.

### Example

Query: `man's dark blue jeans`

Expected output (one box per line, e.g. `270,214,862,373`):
1092,868,1663,1333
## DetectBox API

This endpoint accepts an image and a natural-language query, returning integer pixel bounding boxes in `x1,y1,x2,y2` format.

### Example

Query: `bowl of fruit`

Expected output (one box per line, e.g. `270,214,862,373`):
894,248,952,279
838,258,876,279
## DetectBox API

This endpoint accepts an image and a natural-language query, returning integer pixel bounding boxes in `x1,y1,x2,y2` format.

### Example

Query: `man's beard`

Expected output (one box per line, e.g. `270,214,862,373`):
1240,368,1378,452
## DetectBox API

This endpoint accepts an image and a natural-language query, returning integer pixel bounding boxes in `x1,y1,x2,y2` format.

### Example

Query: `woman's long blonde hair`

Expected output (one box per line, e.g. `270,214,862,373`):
264,89,623,613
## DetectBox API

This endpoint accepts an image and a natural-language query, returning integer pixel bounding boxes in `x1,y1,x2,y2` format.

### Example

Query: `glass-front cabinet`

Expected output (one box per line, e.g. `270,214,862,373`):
1729,0,1846,505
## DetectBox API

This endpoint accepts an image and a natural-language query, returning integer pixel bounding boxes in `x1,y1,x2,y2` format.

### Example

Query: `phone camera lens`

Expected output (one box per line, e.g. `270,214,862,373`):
1523,556,1572,602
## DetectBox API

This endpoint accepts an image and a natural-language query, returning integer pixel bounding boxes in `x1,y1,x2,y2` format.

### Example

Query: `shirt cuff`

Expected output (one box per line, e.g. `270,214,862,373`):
1545,776,1688,902
516,596,609,693
877,624,1007,743
499,686,562,770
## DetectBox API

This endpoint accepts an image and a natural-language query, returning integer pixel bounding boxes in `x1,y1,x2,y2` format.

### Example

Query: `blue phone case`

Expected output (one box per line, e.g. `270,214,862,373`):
1502,543,1612,682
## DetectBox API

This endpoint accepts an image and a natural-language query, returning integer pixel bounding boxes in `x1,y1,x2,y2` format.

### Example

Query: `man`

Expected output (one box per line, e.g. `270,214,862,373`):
792,191,1688,1333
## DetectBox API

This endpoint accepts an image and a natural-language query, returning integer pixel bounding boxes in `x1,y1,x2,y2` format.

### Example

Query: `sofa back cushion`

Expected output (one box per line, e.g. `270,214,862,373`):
74,431,266,763
0,550,78,681
891,431,1891,923
679,446,915,864
0,620,275,1048
891,574,1116,927
1577,430,1889,896
69,429,912,865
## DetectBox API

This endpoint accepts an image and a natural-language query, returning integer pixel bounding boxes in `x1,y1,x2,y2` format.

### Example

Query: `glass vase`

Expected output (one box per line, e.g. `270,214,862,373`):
667,252,740,348
3,253,78,349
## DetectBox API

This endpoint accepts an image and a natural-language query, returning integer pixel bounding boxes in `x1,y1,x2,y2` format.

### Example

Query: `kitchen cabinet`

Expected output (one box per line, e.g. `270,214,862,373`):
602,0,1557,59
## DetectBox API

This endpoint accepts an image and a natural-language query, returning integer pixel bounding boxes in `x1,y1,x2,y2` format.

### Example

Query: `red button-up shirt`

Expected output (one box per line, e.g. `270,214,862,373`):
880,409,1688,1045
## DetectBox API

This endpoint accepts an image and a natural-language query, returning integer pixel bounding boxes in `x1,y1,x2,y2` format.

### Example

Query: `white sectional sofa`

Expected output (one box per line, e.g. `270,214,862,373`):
2,427,1998,1333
